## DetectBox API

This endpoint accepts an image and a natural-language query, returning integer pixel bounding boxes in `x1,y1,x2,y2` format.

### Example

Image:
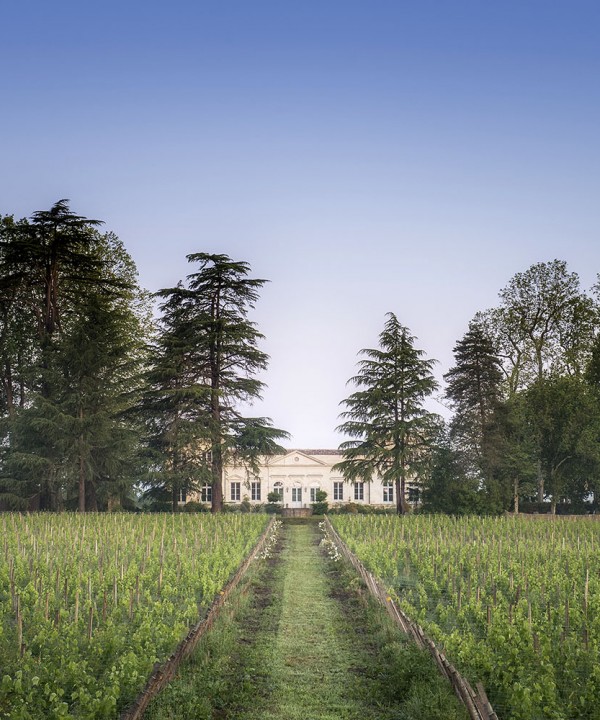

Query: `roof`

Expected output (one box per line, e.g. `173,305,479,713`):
289,449,342,456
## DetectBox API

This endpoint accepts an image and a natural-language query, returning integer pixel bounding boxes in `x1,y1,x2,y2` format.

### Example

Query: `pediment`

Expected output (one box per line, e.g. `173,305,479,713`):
267,450,328,468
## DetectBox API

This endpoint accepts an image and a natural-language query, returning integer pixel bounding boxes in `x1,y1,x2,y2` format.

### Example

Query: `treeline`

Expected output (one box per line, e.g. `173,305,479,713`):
2,201,598,515
335,260,600,515
428,260,600,515
0,201,286,513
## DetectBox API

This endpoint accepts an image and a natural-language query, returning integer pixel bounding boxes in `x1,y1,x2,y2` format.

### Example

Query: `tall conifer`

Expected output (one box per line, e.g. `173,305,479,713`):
335,313,440,514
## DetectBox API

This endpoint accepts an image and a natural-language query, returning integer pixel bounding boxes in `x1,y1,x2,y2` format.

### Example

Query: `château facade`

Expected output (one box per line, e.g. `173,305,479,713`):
192,449,402,509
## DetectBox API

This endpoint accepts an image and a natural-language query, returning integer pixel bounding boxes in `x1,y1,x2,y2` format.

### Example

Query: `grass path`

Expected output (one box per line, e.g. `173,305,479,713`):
235,522,380,720
145,520,468,720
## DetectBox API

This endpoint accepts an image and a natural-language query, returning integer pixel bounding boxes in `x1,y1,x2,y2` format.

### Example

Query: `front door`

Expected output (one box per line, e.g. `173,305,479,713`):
291,486,303,507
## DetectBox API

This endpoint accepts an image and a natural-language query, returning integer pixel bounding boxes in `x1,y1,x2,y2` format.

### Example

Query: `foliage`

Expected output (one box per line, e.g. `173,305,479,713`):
140,284,214,511
146,254,288,511
333,514,600,720
336,313,441,514
0,512,269,718
148,521,468,720
444,321,503,487
476,260,597,395
311,489,329,515
439,260,600,513
0,203,150,511
182,501,210,513
327,502,395,515
523,376,600,513
421,433,483,515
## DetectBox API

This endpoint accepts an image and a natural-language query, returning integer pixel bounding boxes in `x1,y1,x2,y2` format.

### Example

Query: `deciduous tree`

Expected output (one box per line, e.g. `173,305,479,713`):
474,260,597,501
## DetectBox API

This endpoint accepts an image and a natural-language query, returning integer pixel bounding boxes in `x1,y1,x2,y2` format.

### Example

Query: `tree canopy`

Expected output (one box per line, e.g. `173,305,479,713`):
0,203,149,511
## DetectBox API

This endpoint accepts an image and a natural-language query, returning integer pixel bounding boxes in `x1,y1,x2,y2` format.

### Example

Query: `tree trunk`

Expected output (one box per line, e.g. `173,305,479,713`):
210,340,223,511
78,454,86,513
86,480,98,512
396,476,409,515
513,478,519,514
78,406,86,512
536,459,544,503
211,442,224,512
38,474,56,510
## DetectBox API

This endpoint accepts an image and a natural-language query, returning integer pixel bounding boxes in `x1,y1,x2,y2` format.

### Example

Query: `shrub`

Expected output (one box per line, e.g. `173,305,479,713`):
311,489,329,515
183,501,209,513
265,503,282,515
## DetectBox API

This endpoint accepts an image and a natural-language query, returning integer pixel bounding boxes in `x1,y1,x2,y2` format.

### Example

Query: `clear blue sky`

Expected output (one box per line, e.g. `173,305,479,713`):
2,1,599,446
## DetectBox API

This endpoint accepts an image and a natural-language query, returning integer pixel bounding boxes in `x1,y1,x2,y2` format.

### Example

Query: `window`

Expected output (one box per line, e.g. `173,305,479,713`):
408,484,420,504
333,482,344,501
201,484,212,503
310,486,320,502
354,482,364,501
251,481,261,501
273,482,283,499
177,489,187,504
383,481,394,503
291,487,302,503
230,482,241,502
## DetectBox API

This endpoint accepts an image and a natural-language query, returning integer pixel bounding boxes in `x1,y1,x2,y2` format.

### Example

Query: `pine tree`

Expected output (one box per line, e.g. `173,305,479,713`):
56,233,149,511
444,321,503,485
148,254,288,512
335,313,440,514
142,286,213,511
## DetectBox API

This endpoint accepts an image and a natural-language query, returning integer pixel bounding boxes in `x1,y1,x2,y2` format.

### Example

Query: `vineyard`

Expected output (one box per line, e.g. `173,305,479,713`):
331,514,600,720
0,513,269,719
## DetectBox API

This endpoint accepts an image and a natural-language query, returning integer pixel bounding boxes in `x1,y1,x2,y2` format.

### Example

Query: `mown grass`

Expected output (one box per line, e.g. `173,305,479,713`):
144,522,468,720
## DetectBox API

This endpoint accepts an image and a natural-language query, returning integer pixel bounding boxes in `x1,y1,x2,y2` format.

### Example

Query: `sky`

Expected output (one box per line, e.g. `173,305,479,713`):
2,1,599,447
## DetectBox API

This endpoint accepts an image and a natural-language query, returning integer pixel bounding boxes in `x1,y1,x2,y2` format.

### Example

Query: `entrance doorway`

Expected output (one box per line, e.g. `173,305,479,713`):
291,485,303,507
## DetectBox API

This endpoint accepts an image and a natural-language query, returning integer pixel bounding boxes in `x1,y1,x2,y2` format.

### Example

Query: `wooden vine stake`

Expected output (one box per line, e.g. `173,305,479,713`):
16,594,23,657
87,604,94,640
